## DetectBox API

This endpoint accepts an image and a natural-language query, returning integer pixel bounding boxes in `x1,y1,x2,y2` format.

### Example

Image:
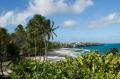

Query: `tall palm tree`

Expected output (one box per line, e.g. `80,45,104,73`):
15,24,26,54
43,20,59,61
0,27,8,76
26,15,45,59
26,14,58,61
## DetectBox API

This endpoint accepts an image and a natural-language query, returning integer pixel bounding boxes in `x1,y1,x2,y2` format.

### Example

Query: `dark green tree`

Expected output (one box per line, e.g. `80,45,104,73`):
107,48,119,55
0,27,8,76
15,24,26,54
26,14,58,60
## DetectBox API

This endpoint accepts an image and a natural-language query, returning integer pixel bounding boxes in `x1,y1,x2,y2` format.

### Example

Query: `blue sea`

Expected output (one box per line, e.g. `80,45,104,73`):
80,43,120,54
59,44,120,57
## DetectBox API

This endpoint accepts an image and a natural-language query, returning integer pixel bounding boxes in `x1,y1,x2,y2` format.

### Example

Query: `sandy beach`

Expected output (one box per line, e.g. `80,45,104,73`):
27,48,77,61
27,48,90,61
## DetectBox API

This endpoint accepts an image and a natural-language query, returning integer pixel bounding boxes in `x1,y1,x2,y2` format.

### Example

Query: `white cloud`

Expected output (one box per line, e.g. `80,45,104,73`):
0,0,93,27
89,12,120,28
29,0,93,15
64,19,77,27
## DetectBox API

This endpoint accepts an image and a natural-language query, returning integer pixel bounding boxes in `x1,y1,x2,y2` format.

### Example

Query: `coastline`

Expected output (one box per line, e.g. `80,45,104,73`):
27,48,90,61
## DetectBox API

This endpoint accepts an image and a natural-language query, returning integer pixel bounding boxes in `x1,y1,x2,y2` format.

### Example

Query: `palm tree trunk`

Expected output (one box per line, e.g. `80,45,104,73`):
44,39,46,61
35,38,37,60
0,60,4,76
46,40,48,61
45,41,47,61
44,38,47,61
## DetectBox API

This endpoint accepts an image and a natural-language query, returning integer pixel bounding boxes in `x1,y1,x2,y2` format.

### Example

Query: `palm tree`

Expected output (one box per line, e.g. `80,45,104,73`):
0,27,8,76
15,24,26,54
43,20,58,61
26,14,58,61
26,15,45,59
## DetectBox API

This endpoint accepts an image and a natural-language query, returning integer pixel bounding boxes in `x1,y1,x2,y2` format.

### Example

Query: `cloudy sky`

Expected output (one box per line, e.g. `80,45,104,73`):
0,0,120,43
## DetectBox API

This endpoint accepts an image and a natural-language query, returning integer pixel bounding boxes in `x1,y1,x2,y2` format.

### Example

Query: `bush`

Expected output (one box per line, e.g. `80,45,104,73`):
11,53,120,79
107,48,119,55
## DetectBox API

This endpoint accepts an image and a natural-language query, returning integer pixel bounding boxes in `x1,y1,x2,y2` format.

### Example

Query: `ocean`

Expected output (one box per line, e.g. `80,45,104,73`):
80,43,120,54
56,44,120,57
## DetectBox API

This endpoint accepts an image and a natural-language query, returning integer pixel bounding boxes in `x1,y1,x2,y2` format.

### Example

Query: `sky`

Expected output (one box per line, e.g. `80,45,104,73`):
0,0,120,43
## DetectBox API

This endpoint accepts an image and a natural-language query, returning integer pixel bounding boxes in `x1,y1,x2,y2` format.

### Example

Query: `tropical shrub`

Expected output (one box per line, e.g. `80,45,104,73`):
11,53,120,79
107,48,119,55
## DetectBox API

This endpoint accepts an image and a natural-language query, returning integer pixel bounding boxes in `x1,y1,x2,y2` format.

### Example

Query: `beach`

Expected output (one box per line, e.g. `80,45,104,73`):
27,48,90,61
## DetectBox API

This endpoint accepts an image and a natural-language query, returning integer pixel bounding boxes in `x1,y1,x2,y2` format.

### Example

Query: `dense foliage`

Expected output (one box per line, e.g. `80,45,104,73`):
11,53,120,79
0,28,9,76
1,14,120,79
0,14,58,78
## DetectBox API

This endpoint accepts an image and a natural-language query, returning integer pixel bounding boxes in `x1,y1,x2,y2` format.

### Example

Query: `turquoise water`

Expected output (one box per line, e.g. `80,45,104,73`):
80,44,120,54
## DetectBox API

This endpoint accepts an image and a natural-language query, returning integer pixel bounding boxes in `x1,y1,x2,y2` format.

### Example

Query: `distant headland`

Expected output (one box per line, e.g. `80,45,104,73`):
61,42,105,48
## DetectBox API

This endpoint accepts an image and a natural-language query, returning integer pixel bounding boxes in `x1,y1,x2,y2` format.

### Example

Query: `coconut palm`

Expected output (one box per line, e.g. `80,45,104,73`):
15,24,26,54
0,27,8,76
26,14,58,61
43,20,59,61
26,15,45,59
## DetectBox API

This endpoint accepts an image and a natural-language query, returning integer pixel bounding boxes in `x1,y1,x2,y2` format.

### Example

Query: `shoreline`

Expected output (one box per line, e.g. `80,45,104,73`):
27,48,90,61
